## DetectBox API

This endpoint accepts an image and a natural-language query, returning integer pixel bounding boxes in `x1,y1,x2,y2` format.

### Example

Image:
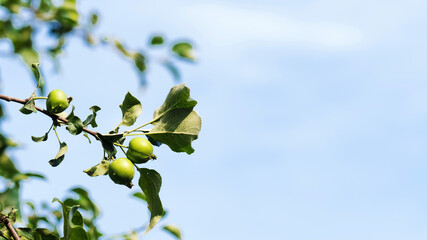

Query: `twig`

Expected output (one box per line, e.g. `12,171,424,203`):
0,94,99,139
0,215,20,240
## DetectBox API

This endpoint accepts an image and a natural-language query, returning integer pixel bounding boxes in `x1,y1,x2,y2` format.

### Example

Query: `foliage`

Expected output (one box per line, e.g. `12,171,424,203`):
0,0,201,239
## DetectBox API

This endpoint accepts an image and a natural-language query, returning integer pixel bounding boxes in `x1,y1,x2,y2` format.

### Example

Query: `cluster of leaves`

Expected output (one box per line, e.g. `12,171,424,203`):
0,0,197,87
11,64,201,233
0,187,182,240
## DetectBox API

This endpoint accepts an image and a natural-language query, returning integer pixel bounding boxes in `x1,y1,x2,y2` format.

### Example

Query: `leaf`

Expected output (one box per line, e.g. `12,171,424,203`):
134,52,146,73
68,187,99,218
23,172,45,179
31,63,45,90
150,35,164,45
71,210,83,227
163,61,180,82
31,132,48,142
172,42,195,61
20,99,37,115
163,225,182,240
0,186,19,213
7,208,17,224
82,106,101,128
153,84,197,120
96,133,123,157
16,228,33,240
83,159,110,177
114,40,132,57
147,135,162,147
147,109,201,154
49,142,67,167
66,116,83,135
119,92,142,127
138,168,164,233
131,192,147,203
69,227,88,240
33,228,60,240
83,133,91,143
0,154,20,180
52,198,78,240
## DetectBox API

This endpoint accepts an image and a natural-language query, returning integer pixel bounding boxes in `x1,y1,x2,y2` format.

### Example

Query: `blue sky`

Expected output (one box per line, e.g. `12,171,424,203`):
2,0,427,239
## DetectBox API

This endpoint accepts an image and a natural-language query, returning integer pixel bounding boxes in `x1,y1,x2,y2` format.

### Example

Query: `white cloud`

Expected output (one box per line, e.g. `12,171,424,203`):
180,3,365,51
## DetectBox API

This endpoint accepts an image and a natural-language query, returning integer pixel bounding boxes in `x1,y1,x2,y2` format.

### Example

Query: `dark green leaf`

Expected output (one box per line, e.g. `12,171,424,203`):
71,210,83,227
150,35,164,45
96,133,123,157
34,228,60,240
31,133,48,142
138,168,164,233
163,225,182,240
83,159,110,177
16,228,33,240
172,42,195,61
147,135,162,147
66,116,83,135
69,227,88,240
134,53,146,73
7,208,17,224
119,92,142,127
82,106,101,128
20,99,37,115
49,142,67,167
148,109,201,154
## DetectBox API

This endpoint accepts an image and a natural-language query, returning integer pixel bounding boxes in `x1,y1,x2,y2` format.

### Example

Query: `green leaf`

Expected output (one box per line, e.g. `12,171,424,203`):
20,99,37,115
49,142,67,167
69,227,88,240
150,35,164,45
83,159,110,177
18,48,39,68
31,133,48,142
31,63,45,90
52,198,78,240
71,210,83,227
7,208,17,224
23,172,45,180
153,84,197,120
33,228,60,240
131,192,147,203
68,187,99,218
138,168,164,233
119,92,142,127
83,133,91,143
16,228,33,240
66,116,83,135
96,133,123,157
163,61,180,82
163,225,182,240
82,106,101,128
148,109,201,154
0,154,20,180
134,52,146,73
0,186,19,213
172,42,195,61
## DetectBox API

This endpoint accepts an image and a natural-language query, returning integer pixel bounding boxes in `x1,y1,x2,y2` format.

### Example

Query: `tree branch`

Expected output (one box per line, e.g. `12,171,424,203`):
0,215,20,240
0,94,99,139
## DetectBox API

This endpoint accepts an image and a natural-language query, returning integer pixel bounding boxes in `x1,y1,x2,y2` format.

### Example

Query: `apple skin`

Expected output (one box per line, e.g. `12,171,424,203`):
126,137,154,164
46,89,69,114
